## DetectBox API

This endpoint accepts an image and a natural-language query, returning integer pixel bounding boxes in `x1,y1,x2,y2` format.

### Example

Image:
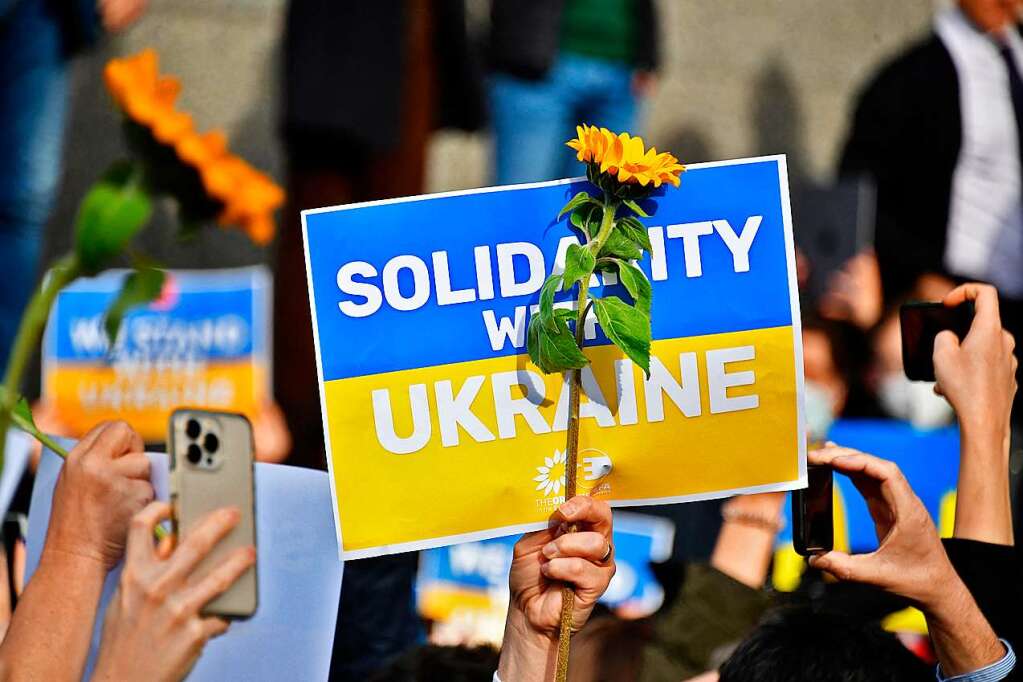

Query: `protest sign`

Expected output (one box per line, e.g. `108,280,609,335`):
303,155,806,559
42,267,271,442
418,511,674,642
26,447,342,681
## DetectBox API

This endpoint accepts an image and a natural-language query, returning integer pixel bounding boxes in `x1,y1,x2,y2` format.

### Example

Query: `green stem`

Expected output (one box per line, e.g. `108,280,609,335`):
0,253,81,469
555,195,618,682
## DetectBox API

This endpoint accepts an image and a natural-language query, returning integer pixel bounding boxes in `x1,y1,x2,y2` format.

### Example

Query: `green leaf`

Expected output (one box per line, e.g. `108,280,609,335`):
554,308,576,324
623,199,649,218
104,266,166,344
13,396,35,430
617,215,653,253
0,390,70,459
598,229,642,261
615,260,652,315
557,191,597,220
570,205,601,239
527,314,542,367
538,274,563,335
562,244,596,290
592,296,651,376
75,161,153,274
531,323,589,376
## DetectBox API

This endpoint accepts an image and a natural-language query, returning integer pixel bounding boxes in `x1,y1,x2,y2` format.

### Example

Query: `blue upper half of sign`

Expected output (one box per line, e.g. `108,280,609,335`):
45,268,269,362
304,157,796,382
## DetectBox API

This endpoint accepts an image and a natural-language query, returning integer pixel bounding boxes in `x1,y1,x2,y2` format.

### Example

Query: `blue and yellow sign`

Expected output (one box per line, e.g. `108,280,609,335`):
303,156,807,559
42,267,271,442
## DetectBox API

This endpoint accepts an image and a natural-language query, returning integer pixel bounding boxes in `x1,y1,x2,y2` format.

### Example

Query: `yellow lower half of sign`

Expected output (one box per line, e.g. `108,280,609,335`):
323,325,803,557
44,360,266,442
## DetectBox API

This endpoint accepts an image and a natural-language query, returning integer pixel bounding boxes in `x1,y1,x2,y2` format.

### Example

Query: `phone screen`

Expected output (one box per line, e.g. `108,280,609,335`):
793,464,833,557
900,301,975,382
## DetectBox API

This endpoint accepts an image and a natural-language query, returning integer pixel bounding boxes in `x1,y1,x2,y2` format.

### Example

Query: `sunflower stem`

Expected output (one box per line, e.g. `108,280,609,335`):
555,195,617,682
0,253,81,476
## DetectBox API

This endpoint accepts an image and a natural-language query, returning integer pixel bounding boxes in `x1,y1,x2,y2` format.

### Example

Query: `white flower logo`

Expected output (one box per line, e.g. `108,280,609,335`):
533,449,566,497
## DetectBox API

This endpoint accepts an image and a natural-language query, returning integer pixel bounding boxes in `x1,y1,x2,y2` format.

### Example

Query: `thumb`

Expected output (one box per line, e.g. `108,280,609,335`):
808,550,881,585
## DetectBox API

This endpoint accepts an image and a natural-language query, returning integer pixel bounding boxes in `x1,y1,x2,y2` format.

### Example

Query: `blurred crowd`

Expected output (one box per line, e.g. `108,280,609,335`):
2,0,1023,680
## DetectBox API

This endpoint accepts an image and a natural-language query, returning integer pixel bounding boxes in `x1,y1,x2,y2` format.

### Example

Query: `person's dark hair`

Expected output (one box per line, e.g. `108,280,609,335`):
718,607,931,682
367,644,500,682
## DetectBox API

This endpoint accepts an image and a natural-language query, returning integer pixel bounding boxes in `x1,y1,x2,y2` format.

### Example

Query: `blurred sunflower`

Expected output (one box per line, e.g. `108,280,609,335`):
104,50,283,244
567,124,685,193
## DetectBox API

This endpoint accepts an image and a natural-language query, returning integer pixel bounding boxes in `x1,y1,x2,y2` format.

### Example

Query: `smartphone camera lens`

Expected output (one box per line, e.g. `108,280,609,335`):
187,444,202,465
204,433,219,454
186,419,201,440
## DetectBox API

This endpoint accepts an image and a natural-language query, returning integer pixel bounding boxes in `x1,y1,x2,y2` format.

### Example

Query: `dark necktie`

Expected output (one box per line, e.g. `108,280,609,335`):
998,43,1023,176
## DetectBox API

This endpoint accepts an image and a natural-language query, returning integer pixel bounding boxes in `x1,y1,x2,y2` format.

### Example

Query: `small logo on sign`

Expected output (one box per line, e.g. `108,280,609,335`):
533,449,566,497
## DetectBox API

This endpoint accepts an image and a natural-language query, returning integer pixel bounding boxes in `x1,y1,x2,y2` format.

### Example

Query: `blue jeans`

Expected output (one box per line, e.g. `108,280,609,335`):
490,52,641,185
0,0,67,368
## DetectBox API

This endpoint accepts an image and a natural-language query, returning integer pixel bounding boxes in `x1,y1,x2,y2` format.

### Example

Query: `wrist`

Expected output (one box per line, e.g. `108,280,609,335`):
38,543,109,579
498,607,556,682
959,417,1010,457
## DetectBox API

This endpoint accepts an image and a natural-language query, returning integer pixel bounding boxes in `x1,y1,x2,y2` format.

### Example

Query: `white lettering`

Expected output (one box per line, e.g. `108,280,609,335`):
707,345,759,413
435,376,495,446
496,242,546,297
713,216,762,273
382,255,431,312
492,370,551,438
644,353,701,421
432,251,476,305
666,222,715,278
337,261,382,317
482,307,528,351
372,385,432,454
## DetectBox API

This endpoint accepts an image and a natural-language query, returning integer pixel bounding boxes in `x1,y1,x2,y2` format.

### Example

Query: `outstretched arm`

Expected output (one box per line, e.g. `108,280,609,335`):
807,446,1008,677
933,283,1017,546
497,496,615,682
0,422,154,681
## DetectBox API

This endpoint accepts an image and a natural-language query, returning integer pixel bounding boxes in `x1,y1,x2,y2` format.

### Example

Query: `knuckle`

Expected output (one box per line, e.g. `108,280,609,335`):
167,597,189,624
142,579,165,605
187,619,207,646
130,514,150,533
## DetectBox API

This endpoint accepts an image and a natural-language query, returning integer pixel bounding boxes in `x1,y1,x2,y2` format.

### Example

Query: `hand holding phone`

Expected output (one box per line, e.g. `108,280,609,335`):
900,301,975,382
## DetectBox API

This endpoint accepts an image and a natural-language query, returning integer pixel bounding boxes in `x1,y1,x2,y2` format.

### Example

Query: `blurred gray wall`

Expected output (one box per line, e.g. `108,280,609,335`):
44,0,937,269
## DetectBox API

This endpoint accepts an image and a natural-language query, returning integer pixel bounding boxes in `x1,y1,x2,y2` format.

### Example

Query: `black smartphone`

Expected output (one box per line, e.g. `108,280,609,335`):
792,464,833,557
899,301,975,382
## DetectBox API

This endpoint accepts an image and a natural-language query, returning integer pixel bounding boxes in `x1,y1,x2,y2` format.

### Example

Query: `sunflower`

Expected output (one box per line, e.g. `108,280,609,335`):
103,50,283,245
567,124,685,189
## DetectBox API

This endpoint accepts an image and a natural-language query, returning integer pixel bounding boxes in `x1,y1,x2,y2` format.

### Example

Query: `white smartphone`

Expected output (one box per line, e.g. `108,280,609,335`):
168,409,258,619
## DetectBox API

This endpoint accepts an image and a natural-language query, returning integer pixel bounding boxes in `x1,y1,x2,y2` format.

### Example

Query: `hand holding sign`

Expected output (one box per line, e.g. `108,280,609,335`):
498,496,615,682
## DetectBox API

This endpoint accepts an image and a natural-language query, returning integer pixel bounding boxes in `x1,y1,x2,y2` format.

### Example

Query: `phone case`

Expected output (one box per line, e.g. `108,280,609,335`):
169,409,258,619
792,464,834,557
900,301,975,382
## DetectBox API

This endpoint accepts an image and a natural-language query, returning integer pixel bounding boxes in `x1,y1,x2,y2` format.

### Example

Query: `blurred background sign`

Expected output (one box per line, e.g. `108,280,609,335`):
41,267,271,442
417,511,674,645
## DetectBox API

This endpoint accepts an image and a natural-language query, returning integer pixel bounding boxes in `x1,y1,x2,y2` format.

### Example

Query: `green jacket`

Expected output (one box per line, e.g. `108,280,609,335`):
639,564,772,681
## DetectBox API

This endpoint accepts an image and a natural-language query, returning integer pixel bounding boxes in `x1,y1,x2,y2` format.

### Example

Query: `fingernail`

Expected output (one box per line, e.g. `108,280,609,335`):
222,508,240,522
559,499,578,516
540,562,551,575
542,542,559,559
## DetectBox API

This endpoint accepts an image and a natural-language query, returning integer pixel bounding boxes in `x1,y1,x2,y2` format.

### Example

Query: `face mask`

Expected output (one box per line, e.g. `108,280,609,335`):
877,373,954,429
804,380,837,443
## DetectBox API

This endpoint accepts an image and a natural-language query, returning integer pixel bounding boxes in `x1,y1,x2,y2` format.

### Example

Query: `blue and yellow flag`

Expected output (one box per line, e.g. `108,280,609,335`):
303,156,806,559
